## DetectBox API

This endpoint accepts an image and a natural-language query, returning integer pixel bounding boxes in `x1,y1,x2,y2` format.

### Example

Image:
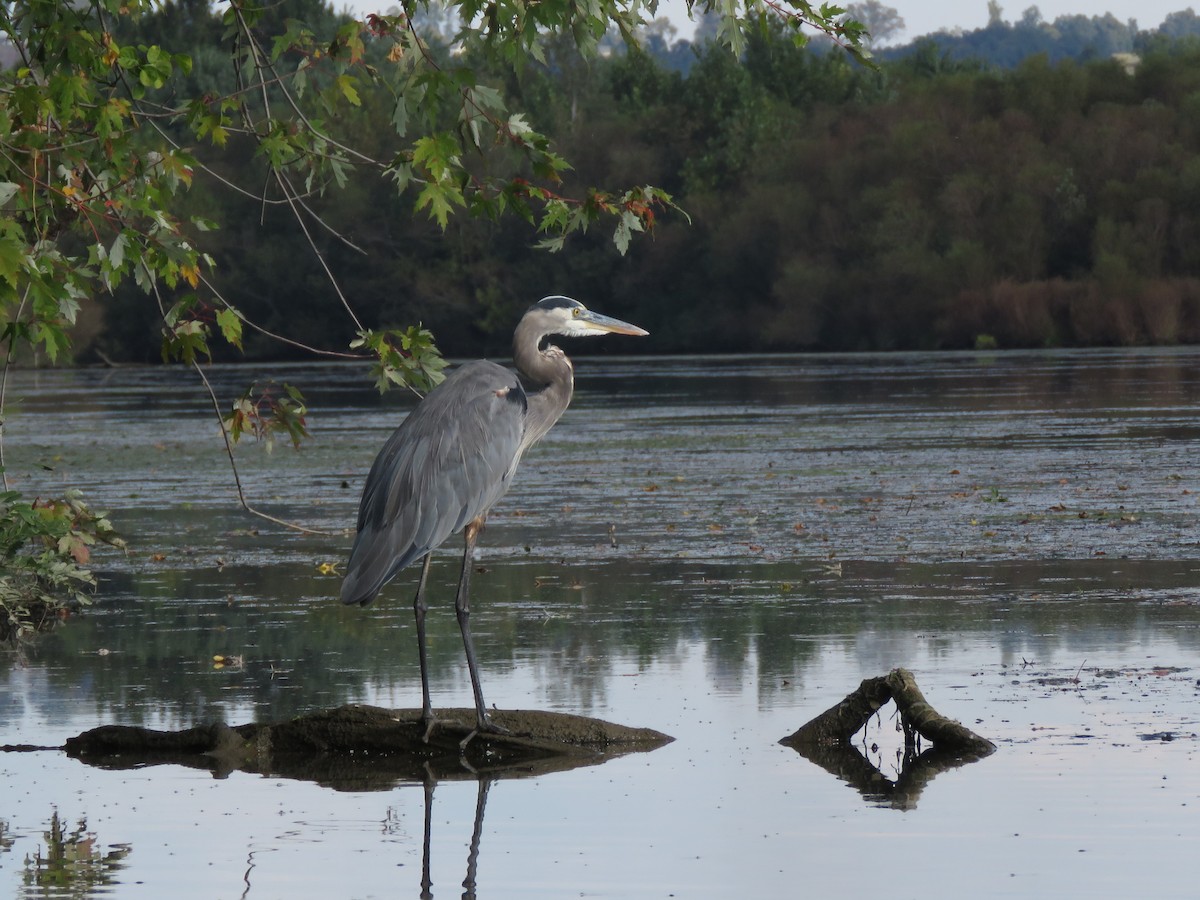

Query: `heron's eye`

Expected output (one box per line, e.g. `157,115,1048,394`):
572,307,582,317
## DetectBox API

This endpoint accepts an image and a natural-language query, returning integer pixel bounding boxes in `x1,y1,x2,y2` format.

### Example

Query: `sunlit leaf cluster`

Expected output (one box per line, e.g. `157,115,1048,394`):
351,324,449,395
224,382,310,451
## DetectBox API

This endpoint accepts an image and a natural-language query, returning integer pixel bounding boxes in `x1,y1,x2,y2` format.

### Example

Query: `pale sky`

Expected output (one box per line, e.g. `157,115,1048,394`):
340,1,1194,42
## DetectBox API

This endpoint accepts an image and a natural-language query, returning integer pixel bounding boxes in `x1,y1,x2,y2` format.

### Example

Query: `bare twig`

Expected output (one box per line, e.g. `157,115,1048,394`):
198,274,362,360
229,4,366,332
189,359,344,537
0,286,33,493
143,269,341,536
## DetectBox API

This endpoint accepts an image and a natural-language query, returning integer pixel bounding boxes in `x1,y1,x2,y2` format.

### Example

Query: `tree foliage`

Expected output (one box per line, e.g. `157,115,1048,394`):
582,31,1200,352
881,6,1140,67
845,0,906,48
0,489,124,641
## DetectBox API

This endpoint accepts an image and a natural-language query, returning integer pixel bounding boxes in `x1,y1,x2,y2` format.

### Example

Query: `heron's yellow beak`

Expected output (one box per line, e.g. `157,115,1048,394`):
577,309,649,337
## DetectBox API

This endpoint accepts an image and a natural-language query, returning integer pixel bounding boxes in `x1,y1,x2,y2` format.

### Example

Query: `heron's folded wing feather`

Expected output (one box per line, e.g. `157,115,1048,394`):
340,361,526,606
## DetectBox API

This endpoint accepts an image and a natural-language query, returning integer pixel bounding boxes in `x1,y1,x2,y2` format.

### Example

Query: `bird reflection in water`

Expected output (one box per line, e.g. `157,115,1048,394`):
417,773,494,900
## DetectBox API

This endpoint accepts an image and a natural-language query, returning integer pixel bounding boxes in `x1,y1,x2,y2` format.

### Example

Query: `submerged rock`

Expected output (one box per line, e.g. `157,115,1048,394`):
64,704,673,788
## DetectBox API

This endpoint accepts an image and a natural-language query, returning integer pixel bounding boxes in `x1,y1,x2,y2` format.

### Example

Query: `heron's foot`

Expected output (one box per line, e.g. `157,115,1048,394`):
458,715,509,750
479,713,510,736
419,711,438,744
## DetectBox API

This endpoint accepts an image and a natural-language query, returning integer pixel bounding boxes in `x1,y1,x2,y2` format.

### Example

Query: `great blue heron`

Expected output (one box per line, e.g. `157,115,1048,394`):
341,296,648,738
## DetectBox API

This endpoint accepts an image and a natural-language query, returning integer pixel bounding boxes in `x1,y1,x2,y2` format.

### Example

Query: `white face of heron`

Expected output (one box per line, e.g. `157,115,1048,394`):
535,297,649,339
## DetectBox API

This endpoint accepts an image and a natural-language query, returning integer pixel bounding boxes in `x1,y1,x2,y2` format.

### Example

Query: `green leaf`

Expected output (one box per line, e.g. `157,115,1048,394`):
161,316,210,365
109,232,127,270
0,229,26,288
415,182,464,228
215,308,243,350
336,74,361,106
412,133,462,182
391,95,408,136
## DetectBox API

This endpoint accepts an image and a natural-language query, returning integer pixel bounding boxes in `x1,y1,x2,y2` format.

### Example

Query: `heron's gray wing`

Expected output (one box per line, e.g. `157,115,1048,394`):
340,361,527,606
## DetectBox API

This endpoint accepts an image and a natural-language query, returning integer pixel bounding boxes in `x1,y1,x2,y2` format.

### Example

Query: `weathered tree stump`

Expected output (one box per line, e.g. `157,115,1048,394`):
63,705,673,788
781,667,996,757
779,668,995,809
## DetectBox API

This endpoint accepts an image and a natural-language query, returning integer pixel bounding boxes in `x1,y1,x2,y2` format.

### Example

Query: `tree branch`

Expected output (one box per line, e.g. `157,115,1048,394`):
781,667,996,756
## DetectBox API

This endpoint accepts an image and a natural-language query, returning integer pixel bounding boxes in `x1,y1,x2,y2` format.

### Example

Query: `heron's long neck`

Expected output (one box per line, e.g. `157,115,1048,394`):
513,319,574,450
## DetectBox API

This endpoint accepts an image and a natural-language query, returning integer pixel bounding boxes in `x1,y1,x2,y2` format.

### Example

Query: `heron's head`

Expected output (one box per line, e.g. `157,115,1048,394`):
526,296,649,339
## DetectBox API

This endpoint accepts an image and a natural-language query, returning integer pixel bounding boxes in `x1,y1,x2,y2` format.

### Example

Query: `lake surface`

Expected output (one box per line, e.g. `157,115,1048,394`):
1,349,1198,898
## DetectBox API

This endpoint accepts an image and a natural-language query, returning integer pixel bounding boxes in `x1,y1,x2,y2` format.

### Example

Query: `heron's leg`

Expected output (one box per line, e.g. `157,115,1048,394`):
456,519,507,736
413,553,436,737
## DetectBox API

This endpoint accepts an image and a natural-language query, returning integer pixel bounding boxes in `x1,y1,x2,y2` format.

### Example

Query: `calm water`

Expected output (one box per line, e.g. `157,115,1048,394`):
2,350,1198,898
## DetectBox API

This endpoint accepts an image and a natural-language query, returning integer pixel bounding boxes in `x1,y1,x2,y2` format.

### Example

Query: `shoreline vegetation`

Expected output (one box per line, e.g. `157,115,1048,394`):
4,8,1200,365
70,9,1200,362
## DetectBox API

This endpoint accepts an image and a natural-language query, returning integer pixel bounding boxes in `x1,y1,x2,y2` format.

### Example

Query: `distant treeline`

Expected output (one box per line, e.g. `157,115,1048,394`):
622,6,1200,75
93,4,1200,360
881,6,1200,69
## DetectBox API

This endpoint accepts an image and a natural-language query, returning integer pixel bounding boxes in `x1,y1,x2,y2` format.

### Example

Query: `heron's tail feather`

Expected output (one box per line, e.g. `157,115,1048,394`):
340,527,422,607
339,571,380,607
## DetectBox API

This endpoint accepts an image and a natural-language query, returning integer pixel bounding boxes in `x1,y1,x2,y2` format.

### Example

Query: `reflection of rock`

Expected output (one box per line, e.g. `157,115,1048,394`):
63,704,673,788
780,668,995,810
61,708,668,897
